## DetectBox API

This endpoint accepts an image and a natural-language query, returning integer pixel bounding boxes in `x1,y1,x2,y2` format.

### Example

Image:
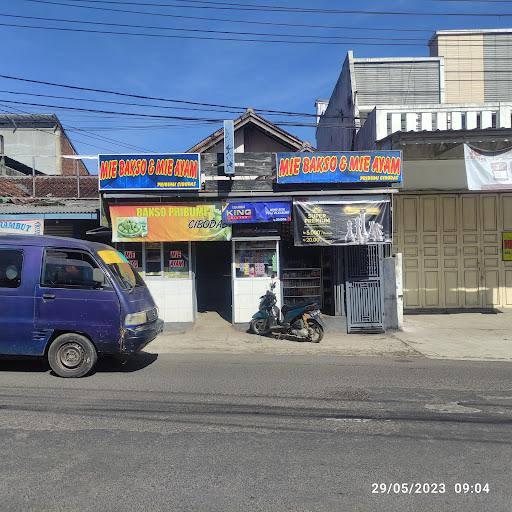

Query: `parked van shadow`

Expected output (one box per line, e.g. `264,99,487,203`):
0,352,158,376
89,352,159,375
0,358,50,373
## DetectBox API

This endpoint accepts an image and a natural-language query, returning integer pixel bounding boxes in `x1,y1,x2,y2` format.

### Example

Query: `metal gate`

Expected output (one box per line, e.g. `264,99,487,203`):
344,245,384,333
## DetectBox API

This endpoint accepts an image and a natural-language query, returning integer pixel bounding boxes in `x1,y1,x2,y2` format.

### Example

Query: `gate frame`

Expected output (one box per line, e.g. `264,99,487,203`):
344,244,385,333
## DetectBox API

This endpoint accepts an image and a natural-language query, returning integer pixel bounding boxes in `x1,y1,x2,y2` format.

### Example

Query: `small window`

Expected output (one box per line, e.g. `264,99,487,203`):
163,242,190,279
0,249,23,288
42,249,103,289
115,242,143,273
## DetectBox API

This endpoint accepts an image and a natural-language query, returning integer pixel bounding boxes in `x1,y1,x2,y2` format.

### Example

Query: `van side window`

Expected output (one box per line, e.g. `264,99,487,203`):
0,249,23,288
42,250,103,289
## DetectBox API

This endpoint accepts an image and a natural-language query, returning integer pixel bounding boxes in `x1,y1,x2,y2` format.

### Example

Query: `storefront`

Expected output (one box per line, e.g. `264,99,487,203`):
100,150,401,328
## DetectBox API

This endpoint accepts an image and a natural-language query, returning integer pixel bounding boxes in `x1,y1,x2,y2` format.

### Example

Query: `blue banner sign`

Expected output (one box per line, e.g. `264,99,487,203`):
222,201,292,224
276,151,402,185
99,153,201,191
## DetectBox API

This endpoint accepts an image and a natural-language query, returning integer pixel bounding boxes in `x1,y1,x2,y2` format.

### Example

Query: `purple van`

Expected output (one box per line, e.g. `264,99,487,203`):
0,235,163,377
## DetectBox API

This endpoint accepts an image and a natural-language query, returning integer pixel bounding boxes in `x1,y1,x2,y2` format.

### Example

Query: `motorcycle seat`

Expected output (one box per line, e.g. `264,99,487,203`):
282,301,319,315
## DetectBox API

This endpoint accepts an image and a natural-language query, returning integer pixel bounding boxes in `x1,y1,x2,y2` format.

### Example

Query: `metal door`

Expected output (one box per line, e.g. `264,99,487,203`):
395,193,511,310
344,245,384,333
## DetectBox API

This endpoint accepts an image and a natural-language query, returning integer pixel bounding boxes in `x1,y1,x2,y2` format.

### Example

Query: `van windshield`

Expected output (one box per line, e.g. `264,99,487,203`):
97,249,145,290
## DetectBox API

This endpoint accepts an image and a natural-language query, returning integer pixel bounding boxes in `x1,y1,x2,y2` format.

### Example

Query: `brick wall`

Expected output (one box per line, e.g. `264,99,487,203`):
60,133,89,176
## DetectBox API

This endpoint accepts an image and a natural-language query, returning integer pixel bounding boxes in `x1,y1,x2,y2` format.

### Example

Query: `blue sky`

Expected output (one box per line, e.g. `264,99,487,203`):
2,0,512,171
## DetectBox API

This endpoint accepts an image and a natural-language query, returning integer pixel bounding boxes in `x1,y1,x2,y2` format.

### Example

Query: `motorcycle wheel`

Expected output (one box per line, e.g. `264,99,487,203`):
250,318,268,335
307,319,324,343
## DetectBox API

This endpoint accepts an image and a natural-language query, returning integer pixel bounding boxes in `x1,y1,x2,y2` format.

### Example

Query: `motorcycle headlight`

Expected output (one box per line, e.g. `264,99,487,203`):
125,311,147,327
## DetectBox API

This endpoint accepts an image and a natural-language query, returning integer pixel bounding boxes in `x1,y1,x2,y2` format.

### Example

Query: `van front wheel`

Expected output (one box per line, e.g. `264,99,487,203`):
48,334,98,378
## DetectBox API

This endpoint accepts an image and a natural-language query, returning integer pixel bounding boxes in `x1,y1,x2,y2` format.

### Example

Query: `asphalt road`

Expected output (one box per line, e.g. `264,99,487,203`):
0,352,510,512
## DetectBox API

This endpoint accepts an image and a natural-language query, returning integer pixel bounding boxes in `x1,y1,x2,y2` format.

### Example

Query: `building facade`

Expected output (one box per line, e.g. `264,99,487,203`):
101,111,398,329
429,29,512,104
0,114,89,176
0,114,97,238
316,28,512,311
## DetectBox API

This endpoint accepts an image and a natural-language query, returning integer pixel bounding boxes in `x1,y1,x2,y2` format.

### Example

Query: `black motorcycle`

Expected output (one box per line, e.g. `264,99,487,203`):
249,281,324,343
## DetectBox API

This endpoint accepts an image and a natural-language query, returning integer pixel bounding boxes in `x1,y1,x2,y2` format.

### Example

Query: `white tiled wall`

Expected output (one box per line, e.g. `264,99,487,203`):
233,278,281,323
145,277,195,323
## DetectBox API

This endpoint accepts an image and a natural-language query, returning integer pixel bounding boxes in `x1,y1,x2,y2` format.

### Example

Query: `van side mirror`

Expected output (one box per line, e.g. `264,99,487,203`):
92,268,106,287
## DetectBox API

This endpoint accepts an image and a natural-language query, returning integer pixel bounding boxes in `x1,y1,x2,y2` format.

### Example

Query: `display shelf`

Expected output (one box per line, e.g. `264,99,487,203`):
284,295,321,298
280,276,321,280
281,267,322,307
283,285,321,289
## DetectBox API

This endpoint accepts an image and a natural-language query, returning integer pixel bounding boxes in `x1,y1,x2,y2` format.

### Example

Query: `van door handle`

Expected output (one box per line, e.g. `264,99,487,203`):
42,293,56,300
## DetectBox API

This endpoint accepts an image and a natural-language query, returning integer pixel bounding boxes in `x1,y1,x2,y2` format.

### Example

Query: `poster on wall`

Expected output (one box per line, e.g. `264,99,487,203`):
464,144,512,190
0,219,44,235
276,151,402,185
164,242,190,278
293,196,392,246
98,153,201,191
503,232,512,261
110,203,231,242
222,201,292,224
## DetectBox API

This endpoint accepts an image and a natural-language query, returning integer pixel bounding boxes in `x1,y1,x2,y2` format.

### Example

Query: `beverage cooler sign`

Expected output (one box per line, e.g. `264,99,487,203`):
99,153,201,191
222,201,292,224
276,151,402,185
293,197,392,246
110,203,231,242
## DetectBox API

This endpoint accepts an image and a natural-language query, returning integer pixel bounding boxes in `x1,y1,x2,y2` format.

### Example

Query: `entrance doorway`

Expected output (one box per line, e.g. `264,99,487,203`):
194,242,232,320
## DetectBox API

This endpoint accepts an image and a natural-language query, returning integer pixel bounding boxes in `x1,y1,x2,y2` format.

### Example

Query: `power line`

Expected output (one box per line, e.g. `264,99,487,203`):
0,21,440,46
0,89,248,115
0,12,430,42
0,104,120,153
22,0,436,32
11,11,512,46
0,74,320,117
0,102,158,152
0,97,347,128
30,0,512,16
0,98,226,121
7,19,512,48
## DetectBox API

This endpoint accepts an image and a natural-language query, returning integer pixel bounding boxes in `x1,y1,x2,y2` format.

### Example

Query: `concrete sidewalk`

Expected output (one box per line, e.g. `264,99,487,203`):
146,311,512,361
392,312,512,361
147,312,418,358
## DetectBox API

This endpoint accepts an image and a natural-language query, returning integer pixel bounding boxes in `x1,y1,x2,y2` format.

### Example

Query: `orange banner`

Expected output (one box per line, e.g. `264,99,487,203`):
110,203,232,242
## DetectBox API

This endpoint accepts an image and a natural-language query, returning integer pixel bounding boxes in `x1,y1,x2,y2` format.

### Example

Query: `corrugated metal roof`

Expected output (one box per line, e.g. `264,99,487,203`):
0,114,60,129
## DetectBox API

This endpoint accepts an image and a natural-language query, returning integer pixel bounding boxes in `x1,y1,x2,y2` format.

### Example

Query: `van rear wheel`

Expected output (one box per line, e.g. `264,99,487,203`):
48,333,97,378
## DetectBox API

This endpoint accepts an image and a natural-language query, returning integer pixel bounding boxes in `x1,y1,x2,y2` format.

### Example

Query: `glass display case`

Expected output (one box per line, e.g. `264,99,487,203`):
234,240,278,278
